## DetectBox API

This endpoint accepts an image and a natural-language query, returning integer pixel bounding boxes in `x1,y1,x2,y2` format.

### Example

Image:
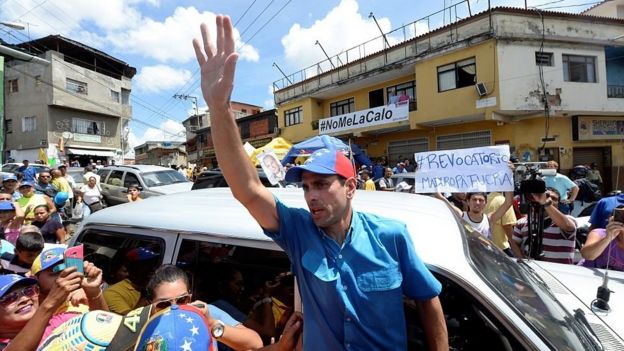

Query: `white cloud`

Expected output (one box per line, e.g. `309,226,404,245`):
128,119,186,151
134,65,192,93
263,99,275,109
281,0,393,70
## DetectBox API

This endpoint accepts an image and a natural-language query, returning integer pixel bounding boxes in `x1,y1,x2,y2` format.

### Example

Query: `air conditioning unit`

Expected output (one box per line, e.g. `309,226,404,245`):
475,82,488,97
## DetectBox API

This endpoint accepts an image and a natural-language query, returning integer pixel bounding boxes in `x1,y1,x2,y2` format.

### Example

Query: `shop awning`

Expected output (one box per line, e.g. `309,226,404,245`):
67,148,115,157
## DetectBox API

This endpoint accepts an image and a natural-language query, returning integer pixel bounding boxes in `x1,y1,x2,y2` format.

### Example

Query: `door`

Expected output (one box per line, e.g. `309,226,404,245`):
102,170,125,205
573,147,611,192
369,89,384,108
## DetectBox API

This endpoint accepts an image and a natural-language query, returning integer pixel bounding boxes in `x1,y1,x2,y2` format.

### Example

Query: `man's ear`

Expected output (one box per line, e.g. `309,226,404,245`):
345,177,357,198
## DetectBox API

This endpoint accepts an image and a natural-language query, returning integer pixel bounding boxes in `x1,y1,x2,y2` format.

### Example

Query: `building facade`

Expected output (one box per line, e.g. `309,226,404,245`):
3,35,135,165
134,141,187,167
182,102,275,167
273,6,624,192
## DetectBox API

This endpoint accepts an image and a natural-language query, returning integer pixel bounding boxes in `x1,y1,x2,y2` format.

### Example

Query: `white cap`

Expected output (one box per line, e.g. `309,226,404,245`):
395,181,413,192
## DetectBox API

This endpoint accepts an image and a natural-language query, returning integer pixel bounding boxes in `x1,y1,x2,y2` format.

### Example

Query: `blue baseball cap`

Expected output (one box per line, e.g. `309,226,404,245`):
3,174,17,182
0,274,37,298
285,148,355,182
0,202,15,211
134,304,214,351
19,181,34,188
31,247,65,276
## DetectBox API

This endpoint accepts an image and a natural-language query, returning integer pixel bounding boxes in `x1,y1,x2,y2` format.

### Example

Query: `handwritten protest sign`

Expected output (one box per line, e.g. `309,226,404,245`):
414,145,513,193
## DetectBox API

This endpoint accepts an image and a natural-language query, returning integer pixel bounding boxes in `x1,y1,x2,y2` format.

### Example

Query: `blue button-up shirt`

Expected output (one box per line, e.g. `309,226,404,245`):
264,198,441,350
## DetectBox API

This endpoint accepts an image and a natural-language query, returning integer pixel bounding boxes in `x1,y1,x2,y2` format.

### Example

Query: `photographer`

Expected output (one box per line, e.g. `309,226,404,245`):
543,161,579,215
513,188,577,264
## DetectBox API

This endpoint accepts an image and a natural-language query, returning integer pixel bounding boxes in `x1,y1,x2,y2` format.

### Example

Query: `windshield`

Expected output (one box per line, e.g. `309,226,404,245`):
463,223,589,350
68,171,84,183
141,170,188,187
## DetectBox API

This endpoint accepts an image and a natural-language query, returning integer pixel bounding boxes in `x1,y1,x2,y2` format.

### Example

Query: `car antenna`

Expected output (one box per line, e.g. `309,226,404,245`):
591,240,614,313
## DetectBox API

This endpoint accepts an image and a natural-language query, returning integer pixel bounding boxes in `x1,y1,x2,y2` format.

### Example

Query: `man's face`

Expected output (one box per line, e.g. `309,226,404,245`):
468,195,487,213
34,206,49,222
264,156,281,174
23,161,29,167
301,172,354,229
384,168,393,178
3,180,17,192
59,168,67,176
38,172,51,184
19,186,34,197
15,249,39,265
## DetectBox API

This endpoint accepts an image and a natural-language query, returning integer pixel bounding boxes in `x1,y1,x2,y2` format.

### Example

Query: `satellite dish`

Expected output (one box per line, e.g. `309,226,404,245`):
62,132,73,139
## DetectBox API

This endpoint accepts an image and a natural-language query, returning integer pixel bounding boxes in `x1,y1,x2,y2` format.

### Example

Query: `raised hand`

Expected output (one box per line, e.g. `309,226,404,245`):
81,260,103,298
193,15,239,113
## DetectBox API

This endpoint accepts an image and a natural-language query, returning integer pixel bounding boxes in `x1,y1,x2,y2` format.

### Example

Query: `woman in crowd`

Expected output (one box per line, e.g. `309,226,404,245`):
31,205,66,244
0,196,24,244
126,184,143,202
79,176,102,218
580,211,624,271
146,264,263,350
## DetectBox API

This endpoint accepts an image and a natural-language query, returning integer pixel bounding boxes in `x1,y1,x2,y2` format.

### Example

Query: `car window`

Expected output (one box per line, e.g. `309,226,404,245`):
2,164,17,173
76,230,164,287
141,170,188,187
106,170,124,186
175,239,292,343
123,172,141,188
68,171,84,184
191,174,228,190
98,169,111,182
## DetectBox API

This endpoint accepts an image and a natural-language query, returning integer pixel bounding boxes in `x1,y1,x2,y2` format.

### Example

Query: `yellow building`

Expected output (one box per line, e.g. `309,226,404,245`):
273,7,624,191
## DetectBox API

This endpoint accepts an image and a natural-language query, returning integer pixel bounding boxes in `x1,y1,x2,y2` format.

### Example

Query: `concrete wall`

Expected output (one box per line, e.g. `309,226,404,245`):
584,0,624,18
49,52,131,118
48,107,121,150
497,41,624,113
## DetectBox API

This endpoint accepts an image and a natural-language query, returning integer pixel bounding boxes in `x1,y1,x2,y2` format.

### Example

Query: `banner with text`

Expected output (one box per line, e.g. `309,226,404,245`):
414,145,513,193
319,102,409,135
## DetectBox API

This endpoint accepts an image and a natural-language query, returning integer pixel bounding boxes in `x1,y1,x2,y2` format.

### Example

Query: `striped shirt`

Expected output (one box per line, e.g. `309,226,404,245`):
513,216,576,264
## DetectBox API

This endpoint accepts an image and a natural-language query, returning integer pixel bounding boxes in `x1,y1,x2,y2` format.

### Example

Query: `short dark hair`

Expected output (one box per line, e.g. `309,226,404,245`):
15,231,44,252
34,204,50,212
127,183,141,191
146,265,189,300
546,187,561,197
467,192,487,200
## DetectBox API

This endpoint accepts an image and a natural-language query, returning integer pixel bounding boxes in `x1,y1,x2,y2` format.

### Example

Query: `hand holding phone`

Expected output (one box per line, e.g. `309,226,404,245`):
64,244,84,274
613,207,624,224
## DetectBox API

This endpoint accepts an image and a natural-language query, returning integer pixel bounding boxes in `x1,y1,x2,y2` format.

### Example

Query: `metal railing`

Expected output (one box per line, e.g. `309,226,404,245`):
272,0,473,92
607,85,624,98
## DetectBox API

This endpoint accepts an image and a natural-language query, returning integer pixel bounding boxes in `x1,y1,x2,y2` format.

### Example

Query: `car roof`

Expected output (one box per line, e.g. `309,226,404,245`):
81,188,464,270
100,165,177,173
391,172,416,178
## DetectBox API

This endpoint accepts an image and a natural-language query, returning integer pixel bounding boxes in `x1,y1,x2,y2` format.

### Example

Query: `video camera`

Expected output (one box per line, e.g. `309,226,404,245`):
513,162,557,195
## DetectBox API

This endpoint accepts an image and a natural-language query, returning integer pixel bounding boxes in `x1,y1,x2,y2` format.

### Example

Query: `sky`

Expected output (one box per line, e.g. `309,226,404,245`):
0,0,600,156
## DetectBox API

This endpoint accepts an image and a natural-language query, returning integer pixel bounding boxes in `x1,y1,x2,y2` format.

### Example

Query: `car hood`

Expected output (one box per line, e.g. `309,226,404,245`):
148,182,193,194
530,260,624,342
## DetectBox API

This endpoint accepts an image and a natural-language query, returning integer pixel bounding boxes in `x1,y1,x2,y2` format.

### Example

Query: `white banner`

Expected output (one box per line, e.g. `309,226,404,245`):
414,145,513,193
319,102,409,135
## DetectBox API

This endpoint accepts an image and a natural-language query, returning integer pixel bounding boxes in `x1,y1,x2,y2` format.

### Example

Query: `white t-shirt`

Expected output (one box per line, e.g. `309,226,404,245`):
462,212,492,239
80,185,101,205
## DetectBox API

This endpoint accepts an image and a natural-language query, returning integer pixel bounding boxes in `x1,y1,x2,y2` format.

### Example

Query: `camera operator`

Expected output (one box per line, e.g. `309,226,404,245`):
543,161,579,215
513,187,577,264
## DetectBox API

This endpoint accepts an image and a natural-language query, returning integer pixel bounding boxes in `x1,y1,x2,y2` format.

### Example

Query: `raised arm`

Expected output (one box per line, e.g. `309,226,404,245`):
193,16,278,231
434,192,463,217
581,220,623,260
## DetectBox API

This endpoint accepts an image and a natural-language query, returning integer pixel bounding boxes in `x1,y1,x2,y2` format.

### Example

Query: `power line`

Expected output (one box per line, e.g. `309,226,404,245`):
244,0,293,45
239,0,276,39
14,0,50,20
234,0,259,27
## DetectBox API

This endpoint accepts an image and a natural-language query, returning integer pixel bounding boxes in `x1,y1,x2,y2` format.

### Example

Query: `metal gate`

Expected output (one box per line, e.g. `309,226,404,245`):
387,138,429,164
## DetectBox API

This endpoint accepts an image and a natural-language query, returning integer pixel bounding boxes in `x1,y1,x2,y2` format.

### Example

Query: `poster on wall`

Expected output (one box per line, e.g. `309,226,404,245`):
576,116,624,141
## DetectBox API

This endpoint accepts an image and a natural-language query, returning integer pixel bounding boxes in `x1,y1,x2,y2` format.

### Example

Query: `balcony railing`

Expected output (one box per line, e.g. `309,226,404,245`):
272,0,474,93
607,85,624,98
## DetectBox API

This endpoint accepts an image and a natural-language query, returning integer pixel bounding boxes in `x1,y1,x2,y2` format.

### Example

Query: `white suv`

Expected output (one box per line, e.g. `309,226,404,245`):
96,165,192,206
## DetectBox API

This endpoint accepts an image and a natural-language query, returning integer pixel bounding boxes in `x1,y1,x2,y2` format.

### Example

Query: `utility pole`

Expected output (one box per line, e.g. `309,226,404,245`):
173,94,199,117
369,12,390,48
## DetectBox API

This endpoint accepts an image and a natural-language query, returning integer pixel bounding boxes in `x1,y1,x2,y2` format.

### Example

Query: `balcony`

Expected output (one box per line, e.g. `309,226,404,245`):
607,85,624,98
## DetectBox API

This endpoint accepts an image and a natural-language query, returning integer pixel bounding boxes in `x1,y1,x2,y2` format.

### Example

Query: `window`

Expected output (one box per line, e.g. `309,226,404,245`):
330,98,354,117
111,90,120,103
141,170,187,187
75,229,164,288
121,88,130,105
387,138,428,165
175,238,292,342
369,89,384,108
387,81,417,111
8,79,18,93
437,58,476,92
284,106,302,127
5,119,12,134
21,116,36,132
106,171,124,187
535,52,553,66
437,131,491,150
123,172,140,188
563,54,596,83
97,169,111,182
72,118,105,135
66,78,88,94
35,75,42,88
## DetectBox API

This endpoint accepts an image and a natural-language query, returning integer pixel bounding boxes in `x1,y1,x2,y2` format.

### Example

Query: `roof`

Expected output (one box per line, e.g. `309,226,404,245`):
100,164,177,173
17,35,136,79
81,188,464,269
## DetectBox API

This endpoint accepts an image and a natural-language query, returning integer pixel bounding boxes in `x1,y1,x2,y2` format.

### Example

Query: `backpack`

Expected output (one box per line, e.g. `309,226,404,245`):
574,178,602,202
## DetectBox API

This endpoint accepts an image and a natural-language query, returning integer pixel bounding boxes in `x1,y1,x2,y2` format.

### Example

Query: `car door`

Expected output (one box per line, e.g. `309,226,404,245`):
101,170,125,205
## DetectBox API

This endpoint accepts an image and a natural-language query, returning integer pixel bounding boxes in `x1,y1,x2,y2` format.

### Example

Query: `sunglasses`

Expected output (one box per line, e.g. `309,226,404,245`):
152,293,192,310
0,197,12,201
40,176,51,178
0,284,39,307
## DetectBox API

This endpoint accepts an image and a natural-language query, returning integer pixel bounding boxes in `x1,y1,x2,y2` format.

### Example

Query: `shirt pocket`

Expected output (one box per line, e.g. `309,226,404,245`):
356,264,403,292
301,250,339,282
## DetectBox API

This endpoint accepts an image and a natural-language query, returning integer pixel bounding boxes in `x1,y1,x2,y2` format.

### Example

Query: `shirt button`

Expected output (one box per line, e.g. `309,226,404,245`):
338,254,343,259
343,285,348,291
346,317,351,322
346,343,351,348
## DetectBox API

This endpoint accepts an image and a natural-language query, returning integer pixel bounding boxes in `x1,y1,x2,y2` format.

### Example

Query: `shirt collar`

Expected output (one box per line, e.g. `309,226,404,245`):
317,210,358,247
